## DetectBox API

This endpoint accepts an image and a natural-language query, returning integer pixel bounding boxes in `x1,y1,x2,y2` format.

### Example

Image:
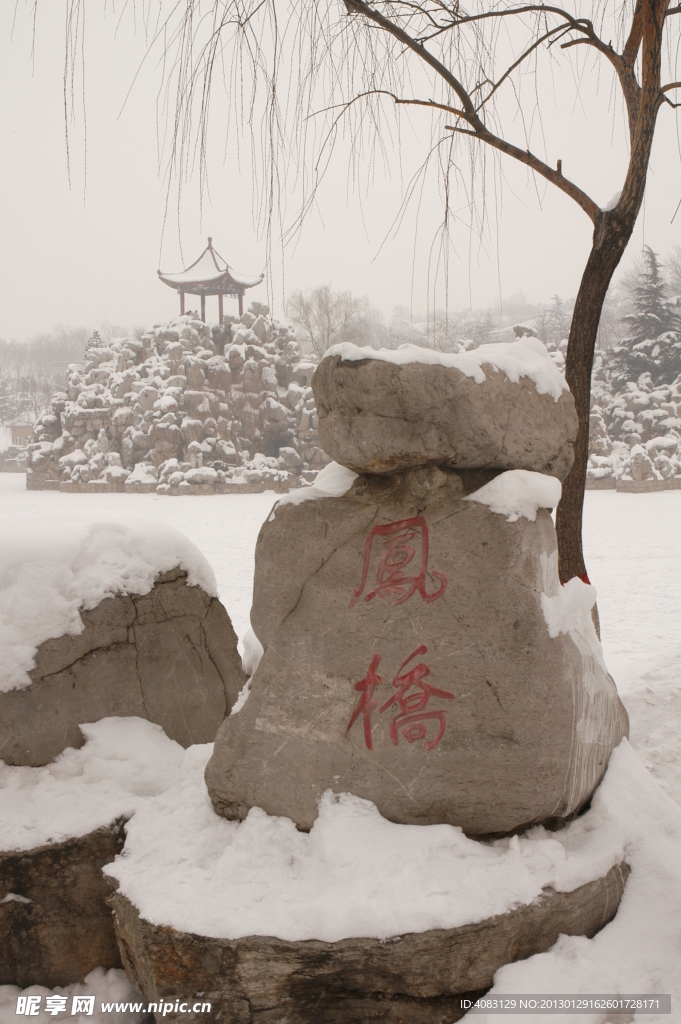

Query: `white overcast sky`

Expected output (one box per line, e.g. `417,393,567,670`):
1,1,680,339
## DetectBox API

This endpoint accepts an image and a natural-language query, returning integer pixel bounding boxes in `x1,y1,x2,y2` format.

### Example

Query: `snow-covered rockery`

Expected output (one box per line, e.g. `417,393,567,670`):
587,356,681,489
206,340,628,836
25,305,327,495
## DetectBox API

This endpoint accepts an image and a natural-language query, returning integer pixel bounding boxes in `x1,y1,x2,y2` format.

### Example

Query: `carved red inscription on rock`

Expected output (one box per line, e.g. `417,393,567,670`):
349,516,447,609
347,646,455,751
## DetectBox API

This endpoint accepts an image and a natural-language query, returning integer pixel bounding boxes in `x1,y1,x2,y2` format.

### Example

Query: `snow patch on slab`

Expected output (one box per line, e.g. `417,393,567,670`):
107,740,639,944
0,718,184,852
271,461,357,517
464,470,562,522
0,516,216,692
324,337,569,401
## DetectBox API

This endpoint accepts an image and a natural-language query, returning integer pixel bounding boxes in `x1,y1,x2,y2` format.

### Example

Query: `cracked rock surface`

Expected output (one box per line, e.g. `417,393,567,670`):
313,355,579,480
205,467,627,835
0,568,245,767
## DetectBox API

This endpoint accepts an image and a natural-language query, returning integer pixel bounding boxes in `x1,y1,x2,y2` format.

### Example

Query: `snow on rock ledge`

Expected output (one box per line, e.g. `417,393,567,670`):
270,461,357,517
464,470,562,522
541,576,608,675
0,719,186,989
106,738,633,945
0,517,216,693
324,337,569,401
313,339,578,479
0,718,184,853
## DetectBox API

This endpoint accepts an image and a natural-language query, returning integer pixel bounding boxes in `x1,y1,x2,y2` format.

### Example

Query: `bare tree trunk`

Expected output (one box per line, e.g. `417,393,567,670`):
557,214,630,586
557,0,666,589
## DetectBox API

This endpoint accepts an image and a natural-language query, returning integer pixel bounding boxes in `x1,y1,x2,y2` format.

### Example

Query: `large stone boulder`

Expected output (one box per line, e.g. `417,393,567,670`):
205,467,627,835
312,342,578,479
109,863,628,1024
0,567,245,767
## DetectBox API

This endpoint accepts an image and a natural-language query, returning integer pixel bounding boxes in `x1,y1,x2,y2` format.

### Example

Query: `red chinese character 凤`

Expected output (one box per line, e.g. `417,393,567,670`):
348,516,447,610
346,646,455,751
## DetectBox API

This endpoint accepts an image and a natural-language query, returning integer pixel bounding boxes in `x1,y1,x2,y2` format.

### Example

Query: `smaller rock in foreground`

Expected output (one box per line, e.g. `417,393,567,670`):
0,824,125,988
0,568,245,767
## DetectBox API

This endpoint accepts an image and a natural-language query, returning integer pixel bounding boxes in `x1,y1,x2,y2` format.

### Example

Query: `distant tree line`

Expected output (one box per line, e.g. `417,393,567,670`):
0,327,89,424
287,247,681,393
0,322,147,426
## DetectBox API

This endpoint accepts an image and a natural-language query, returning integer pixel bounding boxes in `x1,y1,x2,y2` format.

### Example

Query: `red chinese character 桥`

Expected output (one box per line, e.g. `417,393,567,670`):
348,516,447,609
346,646,455,751
346,654,383,750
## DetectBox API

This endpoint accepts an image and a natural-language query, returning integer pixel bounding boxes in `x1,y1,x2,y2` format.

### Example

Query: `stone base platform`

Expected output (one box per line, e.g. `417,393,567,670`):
0,824,125,988
110,863,628,1024
586,477,681,491
616,477,681,492
585,477,617,490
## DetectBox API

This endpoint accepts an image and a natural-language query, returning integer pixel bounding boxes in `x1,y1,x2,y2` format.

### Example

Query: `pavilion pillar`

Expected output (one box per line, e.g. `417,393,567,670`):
218,291,224,324
180,291,185,316
201,294,206,322
238,291,244,317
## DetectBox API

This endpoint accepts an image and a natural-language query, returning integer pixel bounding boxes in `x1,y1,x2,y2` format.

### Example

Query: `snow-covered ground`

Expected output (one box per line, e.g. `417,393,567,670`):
0,475,679,1021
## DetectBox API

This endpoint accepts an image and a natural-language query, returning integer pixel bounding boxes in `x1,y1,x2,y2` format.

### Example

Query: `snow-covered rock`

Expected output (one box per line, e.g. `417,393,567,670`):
587,360,681,490
0,719,186,988
313,339,578,480
0,519,245,765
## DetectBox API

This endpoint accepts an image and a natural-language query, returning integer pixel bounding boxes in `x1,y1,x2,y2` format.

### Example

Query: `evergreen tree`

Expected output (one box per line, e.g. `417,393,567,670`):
547,295,571,344
610,247,681,387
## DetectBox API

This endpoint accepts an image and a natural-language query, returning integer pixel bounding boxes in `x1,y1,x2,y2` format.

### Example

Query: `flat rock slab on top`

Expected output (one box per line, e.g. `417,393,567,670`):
109,863,628,1024
205,467,628,836
312,346,578,479
0,568,245,766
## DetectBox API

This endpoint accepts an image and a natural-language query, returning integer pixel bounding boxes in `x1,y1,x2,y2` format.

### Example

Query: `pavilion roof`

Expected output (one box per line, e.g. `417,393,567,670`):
158,239,263,293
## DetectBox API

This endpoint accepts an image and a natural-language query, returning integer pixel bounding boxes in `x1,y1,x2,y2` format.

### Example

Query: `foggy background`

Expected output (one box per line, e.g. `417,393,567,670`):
1,1,679,341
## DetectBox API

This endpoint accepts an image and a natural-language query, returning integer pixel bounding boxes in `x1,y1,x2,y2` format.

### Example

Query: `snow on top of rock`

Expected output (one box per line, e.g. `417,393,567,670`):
324,337,569,402
464,470,562,522
270,461,357,517
0,718,184,851
106,737,650,944
0,517,217,693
